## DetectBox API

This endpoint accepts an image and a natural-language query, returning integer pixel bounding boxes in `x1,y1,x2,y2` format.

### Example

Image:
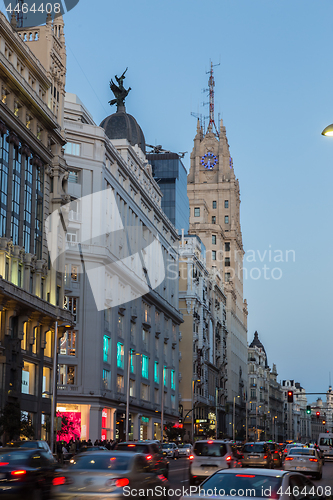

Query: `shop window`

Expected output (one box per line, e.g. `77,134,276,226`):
22,362,36,395
60,331,76,356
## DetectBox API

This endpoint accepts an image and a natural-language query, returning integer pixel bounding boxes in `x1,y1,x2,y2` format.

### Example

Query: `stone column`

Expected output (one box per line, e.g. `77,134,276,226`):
89,406,102,442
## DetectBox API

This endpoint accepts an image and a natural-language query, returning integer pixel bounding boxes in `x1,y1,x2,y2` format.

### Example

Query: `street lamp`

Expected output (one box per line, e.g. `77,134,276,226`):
161,365,173,443
233,395,240,441
125,349,141,441
322,124,333,136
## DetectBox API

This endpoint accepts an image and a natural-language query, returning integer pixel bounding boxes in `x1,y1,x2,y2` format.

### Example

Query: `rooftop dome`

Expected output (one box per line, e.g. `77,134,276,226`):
249,331,268,367
100,108,146,154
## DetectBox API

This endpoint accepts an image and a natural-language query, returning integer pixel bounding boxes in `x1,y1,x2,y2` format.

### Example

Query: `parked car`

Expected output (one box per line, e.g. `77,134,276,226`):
162,442,179,459
266,442,283,467
180,468,324,500
178,443,192,457
283,447,322,479
52,451,169,499
241,442,273,468
0,447,59,500
189,439,241,485
115,440,169,478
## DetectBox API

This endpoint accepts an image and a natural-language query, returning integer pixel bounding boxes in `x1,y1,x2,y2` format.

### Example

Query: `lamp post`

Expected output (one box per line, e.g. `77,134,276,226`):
161,365,173,443
233,395,240,441
192,378,201,443
50,321,72,455
126,349,141,441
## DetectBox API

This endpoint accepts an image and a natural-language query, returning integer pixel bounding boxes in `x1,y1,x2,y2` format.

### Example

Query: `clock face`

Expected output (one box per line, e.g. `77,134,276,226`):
201,152,218,169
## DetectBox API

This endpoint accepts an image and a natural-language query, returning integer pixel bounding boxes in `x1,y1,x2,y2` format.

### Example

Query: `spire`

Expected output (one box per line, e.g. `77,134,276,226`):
46,11,52,24
10,10,17,28
206,61,219,137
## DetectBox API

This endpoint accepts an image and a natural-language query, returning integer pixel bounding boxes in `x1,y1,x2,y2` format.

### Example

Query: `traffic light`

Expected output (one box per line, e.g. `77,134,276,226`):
287,391,293,403
323,420,326,425
306,406,311,414
316,412,320,419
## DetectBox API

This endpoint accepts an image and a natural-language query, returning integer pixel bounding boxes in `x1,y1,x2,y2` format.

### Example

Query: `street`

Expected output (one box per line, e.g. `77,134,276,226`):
167,458,333,499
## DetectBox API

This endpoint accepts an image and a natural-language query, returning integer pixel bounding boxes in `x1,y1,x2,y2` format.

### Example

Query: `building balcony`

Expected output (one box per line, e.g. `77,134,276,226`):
68,210,81,222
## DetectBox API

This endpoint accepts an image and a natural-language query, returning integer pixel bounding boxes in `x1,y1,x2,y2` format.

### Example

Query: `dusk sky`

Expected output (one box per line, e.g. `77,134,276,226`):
3,0,333,400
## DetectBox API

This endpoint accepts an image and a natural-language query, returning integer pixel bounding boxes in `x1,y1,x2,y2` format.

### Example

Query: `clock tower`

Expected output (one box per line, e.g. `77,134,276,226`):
187,67,248,437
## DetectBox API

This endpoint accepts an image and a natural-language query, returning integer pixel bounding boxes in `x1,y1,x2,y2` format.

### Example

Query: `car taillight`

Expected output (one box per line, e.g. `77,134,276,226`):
53,477,66,486
226,455,232,461
263,455,267,459
284,449,287,453
11,470,27,476
285,457,293,461
0,462,9,466
146,455,152,460
236,474,255,478
207,440,214,444
157,474,167,482
309,458,318,462
189,454,194,460
274,450,278,454
106,477,130,488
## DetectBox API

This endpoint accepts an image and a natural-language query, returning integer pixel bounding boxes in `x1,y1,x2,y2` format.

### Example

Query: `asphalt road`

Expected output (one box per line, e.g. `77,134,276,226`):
167,458,333,499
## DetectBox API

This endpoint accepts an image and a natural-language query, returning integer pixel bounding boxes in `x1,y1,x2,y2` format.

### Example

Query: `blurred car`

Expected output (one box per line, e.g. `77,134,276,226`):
162,442,179,459
180,468,323,500
189,440,241,485
283,447,322,479
0,447,58,500
178,443,192,457
115,441,169,478
68,445,108,463
241,442,273,468
52,451,169,499
265,442,282,467
6,440,53,458
282,442,305,458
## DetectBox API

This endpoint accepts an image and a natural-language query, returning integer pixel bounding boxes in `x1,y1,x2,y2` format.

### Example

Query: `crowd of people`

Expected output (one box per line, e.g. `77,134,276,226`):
56,437,129,463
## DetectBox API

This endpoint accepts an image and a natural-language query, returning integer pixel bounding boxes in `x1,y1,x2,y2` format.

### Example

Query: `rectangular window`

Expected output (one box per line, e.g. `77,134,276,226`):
59,330,76,356
142,329,149,350
154,361,159,383
194,207,200,217
65,143,81,156
212,200,217,209
71,265,79,281
225,272,230,283
225,257,230,266
164,366,167,387
225,242,230,252
141,383,149,400
117,375,124,393
212,235,216,245
103,335,110,363
42,366,51,397
44,330,52,358
117,342,124,368
58,365,76,385
224,215,229,224
212,216,216,224
64,296,78,323
212,251,217,261
34,164,43,259
118,314,123,336
171,394,176,409
171,370,176,390
23,155,33,253
0,131,9,238
22,361,36,395
103,369,111,389
142,355,149,379
11,145,21,245
224,200,229,208
129,379,135,397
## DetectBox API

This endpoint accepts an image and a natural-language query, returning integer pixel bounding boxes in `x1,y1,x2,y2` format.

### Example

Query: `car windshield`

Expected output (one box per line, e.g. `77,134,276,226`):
116,444,150,454
243,444,265,453
0,452,29,465
193,443,227,457
179,444,191,448
266,443,276,450
319,438,333,446
201,473,283,497
289,448,315,456
162,444,171,448
70,454,131,470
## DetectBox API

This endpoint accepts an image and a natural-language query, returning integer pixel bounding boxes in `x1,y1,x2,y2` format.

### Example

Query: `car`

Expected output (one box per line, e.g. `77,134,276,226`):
179,468,325,500
266,442,283,467
318,432,333,460
178,443,192,457
282,442,305,458
115,440,169,478
0,447,59,500
241,442,273,468
162,442,179,459
68,445,108,463
189,439,241,485
6,440,53,458
52,451,169,499
283,446,322,479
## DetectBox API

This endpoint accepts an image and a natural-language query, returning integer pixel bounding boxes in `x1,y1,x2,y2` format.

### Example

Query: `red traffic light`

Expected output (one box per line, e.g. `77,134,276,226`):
287,391,293,403
316,412,320,418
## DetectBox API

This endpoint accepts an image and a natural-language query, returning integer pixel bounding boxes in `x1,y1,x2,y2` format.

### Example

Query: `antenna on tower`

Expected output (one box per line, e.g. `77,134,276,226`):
16,0,26,28
206,60,220,138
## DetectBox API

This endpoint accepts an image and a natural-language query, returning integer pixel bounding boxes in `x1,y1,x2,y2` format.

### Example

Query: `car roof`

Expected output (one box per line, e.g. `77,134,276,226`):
75,450,137,458
215,468,289,477
1,447,44,454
